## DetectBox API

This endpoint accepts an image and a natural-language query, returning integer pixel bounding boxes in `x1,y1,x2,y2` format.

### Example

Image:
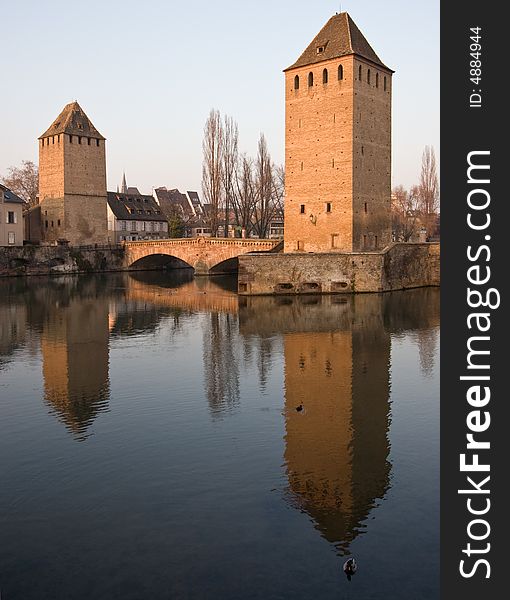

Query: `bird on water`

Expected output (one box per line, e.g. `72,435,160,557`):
343,558,357,581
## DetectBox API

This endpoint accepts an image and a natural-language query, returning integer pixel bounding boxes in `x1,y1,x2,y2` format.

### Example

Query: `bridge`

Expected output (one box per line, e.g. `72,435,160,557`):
123,237,281,275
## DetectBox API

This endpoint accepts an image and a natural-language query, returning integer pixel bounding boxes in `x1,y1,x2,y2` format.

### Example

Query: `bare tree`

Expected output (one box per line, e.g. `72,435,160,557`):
391,184,420,242
252,134,275,238
202,109,223,236
272,162,285,213
1,160,38,207
221,115,238,238
232,154,256,237
418,146,439,237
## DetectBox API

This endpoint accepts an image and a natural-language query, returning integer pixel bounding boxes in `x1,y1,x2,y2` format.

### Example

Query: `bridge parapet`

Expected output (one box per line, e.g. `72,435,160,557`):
123,237,280,274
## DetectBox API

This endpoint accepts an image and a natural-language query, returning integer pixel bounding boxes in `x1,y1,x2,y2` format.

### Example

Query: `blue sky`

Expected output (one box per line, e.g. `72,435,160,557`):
1,0,439,194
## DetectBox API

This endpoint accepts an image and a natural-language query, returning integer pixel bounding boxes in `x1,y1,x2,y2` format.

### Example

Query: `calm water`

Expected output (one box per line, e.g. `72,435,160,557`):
0,272,439,599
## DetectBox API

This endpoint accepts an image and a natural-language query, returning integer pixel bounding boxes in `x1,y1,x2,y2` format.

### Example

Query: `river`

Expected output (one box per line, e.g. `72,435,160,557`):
0,272,439,599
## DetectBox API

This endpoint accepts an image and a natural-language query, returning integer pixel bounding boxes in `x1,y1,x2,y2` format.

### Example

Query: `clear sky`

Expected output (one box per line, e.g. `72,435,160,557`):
1,0,439,195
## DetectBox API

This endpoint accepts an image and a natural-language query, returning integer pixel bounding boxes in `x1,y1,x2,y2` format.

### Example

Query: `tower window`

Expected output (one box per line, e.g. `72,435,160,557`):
300,204,305,214
88,137,91,145
57,219,61,226
69,135,73,143
294,75,299,90
338,64,343,80
96,139,100,147
367,69,371,84
323,68,328,84
363,234,367,247
376,72,379,88
52,136,55,144
308,72,313,87
359,65,362,80
364,202,368,213
326,202,332,213
384,76,387,91
375,235,378,248
78,136,82,144
301,161,303,171
361,145,364,155
317,46,325,54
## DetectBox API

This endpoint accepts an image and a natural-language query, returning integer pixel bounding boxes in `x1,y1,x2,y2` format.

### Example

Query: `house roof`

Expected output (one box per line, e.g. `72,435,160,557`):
154,187,195,219
0,183,25,204
284,12,392,72
39,101,106,140
107,191,166,221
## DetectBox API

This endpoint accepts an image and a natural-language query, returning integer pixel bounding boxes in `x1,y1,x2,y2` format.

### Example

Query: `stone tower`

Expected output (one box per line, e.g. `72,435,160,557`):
283,12,393,253
38,101,108,245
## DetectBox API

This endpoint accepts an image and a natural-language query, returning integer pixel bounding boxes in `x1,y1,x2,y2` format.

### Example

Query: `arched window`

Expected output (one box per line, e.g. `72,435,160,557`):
358,65,362,80
338,64,344,80
384,76,387,91
376,73,379,88
294,75,299,90
323,68,328,84
367,69,371,84
308,72,313,87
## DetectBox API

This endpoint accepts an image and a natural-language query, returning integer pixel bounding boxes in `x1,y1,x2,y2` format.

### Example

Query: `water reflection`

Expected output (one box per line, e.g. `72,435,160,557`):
238,292,439,555
0,272,439,597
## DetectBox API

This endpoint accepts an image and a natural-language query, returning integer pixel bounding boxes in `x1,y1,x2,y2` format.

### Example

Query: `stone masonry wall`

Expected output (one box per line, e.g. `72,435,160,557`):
238,243,439,295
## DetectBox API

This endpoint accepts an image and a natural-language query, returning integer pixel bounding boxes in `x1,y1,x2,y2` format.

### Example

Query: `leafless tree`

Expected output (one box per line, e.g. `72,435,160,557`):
221,114,238,238
232,154,256,237
391,184,420,242
202,109,223,236
252,134,275,238
418,146,439,237
272,163,285,214
1,160,38,207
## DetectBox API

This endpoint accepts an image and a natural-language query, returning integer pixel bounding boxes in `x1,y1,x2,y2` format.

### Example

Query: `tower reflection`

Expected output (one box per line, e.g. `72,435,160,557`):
39,278,111,440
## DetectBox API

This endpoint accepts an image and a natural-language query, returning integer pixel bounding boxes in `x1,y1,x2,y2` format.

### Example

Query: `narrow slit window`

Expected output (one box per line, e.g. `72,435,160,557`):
323,68,328,84
338,64,343,80
300,204,305,214
384,76,387,91
367,69,371,84
376,73,379,88
326,202,332,213
294,75,299,90
308,72,313,87
359,65,362,80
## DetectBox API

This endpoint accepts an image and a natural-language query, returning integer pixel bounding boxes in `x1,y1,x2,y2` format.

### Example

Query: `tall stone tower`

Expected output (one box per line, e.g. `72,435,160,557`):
38,101,108,245
284,13,393,253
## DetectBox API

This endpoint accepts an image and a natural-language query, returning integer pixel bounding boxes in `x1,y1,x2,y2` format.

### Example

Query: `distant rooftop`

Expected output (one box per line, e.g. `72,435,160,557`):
39,101,105,140
285,12,392,72
0,183,25,204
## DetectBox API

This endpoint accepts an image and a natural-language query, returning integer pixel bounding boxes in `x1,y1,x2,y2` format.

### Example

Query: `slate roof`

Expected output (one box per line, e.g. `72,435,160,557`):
153,187,195,219
40,101,106,140
0,183,25,204
107,191,166,221
285,12,392,72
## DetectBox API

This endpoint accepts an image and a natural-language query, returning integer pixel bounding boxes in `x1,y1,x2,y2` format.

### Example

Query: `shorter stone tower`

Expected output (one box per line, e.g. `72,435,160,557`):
38,102,108,245
284,13,393,253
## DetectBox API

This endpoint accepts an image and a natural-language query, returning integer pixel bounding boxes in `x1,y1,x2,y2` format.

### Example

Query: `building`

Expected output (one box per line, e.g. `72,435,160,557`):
283,12,393,253
0,184,24,246
153,187,209,237
38,101,108,245
107,190,168,242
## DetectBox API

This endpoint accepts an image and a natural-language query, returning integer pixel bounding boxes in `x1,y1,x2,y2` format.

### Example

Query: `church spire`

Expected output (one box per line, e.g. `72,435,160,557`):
120,172,127,194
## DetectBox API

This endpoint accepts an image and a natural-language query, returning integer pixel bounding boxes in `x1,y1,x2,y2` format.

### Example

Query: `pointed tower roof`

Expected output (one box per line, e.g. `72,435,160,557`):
120,172,127,194
39,101,105,139
284,12,392,72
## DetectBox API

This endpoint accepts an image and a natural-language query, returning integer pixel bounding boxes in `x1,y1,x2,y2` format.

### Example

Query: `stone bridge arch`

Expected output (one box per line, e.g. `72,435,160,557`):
123,237,281,275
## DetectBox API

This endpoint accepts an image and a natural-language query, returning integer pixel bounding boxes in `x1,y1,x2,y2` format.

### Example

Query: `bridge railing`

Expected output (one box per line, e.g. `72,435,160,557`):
123,237,279,247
